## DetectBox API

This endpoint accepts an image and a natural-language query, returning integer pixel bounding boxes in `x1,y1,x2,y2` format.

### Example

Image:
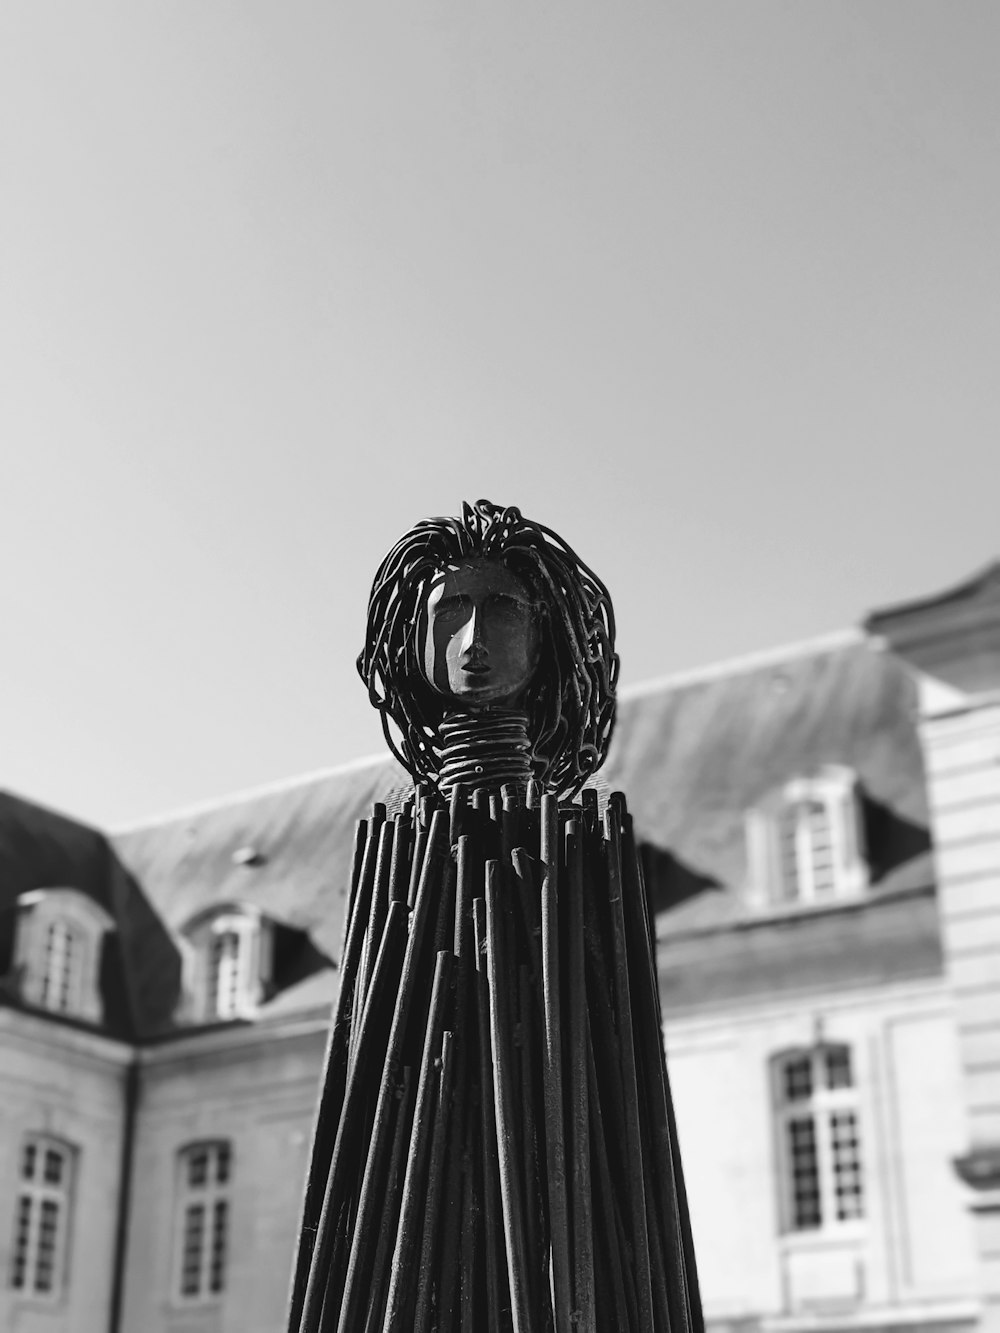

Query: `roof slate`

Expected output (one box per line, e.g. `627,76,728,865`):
111,757,410,962
606,637,929,932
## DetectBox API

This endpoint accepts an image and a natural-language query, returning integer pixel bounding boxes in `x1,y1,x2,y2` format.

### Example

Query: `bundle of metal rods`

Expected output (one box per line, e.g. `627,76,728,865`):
287,781,704,1333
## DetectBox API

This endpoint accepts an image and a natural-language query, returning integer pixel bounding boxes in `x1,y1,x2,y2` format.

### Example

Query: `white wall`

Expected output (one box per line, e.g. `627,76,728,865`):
0,1013,129,1333
665,976,976,1329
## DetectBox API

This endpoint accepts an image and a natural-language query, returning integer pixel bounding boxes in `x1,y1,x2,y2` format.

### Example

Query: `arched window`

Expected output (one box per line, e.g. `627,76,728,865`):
746,767,868,910
8,1135,75,1298
773,1045,864,1233
174,1142,232,1302
14,889,113,1023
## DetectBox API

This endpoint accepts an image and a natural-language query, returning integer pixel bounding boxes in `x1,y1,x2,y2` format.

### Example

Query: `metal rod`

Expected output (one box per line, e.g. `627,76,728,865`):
384,950,456,1330
289,813,382,1333
361,1067,416,1333
437,886,475,1333
302,810,446,1333
565,817,596,1328
540,793,572,1333
605,808,654,1331
459,1125,478,1333
387,814,412,905
356,820,395,1016
486,860,532,1333
302,897,408,1333
413,1030,456,1333
473,897,507,1333
350,815,391,1065
517,962,544,1324
585,1017,631,1331
333,901,411,1331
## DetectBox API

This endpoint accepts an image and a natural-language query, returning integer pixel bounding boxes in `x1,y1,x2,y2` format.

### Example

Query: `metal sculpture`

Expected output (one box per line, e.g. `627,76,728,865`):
288,499,703,1333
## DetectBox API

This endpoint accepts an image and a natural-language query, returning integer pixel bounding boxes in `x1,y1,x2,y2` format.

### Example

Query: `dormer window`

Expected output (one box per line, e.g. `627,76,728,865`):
14,889,114,1024
181,907,273,1023
747,767,867,910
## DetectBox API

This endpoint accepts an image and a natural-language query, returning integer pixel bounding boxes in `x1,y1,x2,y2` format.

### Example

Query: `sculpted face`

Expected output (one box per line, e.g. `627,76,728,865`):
422,559,540,708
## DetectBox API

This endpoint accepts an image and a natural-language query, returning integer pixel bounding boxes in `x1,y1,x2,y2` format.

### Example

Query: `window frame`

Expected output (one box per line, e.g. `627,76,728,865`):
205,916,256,1021
172,1140,233,1306
180,905,273,1024
8,1134,76,1302
772,1044,866,1239
746,767,868,913
39,916,84,1015
14,888,113,1024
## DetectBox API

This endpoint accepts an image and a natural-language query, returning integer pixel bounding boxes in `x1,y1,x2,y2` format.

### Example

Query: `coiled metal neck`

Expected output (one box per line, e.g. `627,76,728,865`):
436,709,534,793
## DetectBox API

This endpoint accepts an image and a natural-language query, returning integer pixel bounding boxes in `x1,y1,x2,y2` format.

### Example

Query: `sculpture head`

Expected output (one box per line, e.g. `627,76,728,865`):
358,500,619,798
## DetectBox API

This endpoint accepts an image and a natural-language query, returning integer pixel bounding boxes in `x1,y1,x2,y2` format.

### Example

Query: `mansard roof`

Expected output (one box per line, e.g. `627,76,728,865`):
111,755,410,963
108,628,932,979
605,630,931,934
0,791,181,1038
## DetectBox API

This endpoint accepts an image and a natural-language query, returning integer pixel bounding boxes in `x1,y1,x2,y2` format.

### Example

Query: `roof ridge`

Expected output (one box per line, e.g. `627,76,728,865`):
109,751,399,835
865,556,1000,628
618,626,866,701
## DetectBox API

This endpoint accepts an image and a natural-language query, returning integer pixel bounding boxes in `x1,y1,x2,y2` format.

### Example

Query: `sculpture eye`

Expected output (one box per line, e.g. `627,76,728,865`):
437,595,471,621
488,594,530,620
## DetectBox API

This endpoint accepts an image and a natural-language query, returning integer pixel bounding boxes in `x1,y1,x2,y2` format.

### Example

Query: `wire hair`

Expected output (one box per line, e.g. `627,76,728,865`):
357,499,619,798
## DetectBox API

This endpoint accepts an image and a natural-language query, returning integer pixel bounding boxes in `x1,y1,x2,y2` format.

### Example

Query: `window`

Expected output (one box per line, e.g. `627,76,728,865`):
746,767,867,910
181,907,273,1023
175,1142,231,1302
206,927,247,1020
776,797,838,903
39,919,83,1014
9,1136,74,1298
775,1045,864,1233
14,889,113,1023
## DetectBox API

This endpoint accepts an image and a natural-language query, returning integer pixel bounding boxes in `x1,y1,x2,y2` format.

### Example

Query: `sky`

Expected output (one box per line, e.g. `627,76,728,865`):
1,3,998,829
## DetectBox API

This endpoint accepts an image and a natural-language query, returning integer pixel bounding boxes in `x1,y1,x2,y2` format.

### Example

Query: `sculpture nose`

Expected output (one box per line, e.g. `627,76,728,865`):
462,604,487,656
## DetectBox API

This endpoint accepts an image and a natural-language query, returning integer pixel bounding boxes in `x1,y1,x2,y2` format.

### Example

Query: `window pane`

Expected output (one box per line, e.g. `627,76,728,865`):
57,930,77,1012
10,1196,32,1289
187,1149,209,1189
22,1142,37,1182
804,803,836,898
783,1056,813,1103
34,1199,60,1293
788,1116,822,1229
40,920,80,1014
43,1149,64,1186
208,931,244,1019
181,1204,205,1296
215,1143,231,1185
831,1110,864,1220
825,1047,853,1090
209,1200,228,1294
778,811,801,902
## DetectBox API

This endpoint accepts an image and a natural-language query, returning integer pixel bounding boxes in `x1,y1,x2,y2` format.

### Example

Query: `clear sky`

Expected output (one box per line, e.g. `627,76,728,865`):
1,3,998,829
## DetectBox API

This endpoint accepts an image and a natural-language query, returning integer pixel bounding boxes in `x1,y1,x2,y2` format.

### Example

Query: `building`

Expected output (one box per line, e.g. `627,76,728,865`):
1,563,999,1333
